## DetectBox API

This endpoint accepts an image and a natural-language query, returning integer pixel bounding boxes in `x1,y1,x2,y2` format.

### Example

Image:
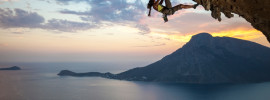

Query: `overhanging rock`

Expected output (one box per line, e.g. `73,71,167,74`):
193,0,270,43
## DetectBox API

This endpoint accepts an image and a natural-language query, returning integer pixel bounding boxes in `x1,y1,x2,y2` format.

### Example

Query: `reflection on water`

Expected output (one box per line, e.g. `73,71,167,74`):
1,62,270,100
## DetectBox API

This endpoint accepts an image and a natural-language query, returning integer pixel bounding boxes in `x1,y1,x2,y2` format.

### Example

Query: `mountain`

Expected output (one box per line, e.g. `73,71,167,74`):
58,33,270,84
0,66,21,70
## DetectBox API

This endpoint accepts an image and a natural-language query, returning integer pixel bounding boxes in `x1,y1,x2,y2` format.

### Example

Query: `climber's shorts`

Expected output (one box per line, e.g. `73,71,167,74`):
161,4,183,15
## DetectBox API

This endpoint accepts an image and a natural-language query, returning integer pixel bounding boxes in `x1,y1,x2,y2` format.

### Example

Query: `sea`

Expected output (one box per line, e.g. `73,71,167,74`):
1,62,270,100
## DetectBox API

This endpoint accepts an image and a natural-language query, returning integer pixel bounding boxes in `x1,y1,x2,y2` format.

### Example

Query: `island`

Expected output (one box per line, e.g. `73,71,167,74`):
58,70,115,78
0,66,21,70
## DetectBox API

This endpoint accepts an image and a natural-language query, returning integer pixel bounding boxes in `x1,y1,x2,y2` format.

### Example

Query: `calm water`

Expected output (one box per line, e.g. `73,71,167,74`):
1,62,270,100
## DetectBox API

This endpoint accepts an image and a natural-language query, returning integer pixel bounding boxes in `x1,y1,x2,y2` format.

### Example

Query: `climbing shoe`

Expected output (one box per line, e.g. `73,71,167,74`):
193,3,199,9
163,14,168,22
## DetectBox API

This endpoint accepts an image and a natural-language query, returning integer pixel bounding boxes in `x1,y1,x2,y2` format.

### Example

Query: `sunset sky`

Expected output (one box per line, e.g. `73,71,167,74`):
0,0,269,63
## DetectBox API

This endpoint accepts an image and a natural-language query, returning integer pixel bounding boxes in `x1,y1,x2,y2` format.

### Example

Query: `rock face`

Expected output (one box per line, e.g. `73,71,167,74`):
58,33,270,84
0,66,21,70
192,0,270,42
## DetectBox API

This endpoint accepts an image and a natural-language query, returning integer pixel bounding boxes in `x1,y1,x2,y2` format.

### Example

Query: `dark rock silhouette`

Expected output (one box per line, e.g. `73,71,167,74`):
58,33,270,83
58,70,115,78
192,0,270,43
0,66,21,70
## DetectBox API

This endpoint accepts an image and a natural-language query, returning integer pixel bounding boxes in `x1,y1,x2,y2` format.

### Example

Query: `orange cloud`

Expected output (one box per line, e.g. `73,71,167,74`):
211,28,263,40
150,28,263,42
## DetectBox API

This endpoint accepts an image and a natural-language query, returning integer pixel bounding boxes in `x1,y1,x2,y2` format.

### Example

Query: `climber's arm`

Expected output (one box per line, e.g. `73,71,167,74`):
181,4,199,9
159,0,164,4
153,0,160,8
148,7,152,16
180,5,194,9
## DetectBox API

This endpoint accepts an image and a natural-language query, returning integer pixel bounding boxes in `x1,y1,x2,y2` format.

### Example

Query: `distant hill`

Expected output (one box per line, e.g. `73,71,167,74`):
0,66,21,70
58,33,270,84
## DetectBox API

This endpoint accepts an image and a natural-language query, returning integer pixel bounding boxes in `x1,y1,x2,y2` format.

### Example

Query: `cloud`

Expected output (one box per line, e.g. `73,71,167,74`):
162,12,218,34
144,11,264,42
60,9,89,16
0,0,19,3
0,0,259,38
58,0,145,22
0,0,197,34
0,0,149,34
0,8,97,32
148,11,256,33
150,27,263,42
39,0,52,4
43,19,97,32
0,8,45,28
0,0,18,1
211,28,263,40
56,0,149,33
133,43,166,47
135,24,150,34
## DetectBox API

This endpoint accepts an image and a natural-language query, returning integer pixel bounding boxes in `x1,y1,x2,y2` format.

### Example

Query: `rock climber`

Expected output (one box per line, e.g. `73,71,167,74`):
147,0,199,22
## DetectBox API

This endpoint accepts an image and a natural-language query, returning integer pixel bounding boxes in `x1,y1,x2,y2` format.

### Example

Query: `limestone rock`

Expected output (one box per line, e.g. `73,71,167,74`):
193,0,270,42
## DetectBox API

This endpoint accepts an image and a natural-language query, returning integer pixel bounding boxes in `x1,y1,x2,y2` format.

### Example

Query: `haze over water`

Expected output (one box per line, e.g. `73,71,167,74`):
1,62,270,100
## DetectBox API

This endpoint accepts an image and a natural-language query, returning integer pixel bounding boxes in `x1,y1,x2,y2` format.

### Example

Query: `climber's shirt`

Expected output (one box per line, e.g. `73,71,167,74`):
158,4,164,12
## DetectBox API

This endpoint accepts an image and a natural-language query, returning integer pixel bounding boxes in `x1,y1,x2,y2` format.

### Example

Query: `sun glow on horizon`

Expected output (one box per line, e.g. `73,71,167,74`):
150,28,264,44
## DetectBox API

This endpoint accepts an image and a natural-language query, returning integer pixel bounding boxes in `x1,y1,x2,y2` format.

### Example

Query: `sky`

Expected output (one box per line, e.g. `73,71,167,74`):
0,0,269,64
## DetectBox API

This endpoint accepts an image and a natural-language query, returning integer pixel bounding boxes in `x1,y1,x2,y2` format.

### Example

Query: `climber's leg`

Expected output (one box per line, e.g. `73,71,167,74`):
165,0,172,8
180,5,194,9
171,4,182,12
171,4,198,12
